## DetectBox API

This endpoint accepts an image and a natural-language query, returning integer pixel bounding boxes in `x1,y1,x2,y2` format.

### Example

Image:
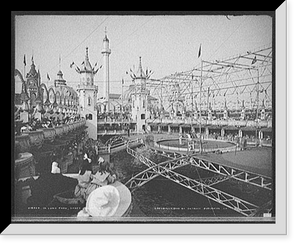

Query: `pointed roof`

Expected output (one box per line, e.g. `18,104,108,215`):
26,56,38,79
80,47,93,73
55,69,66,86
103,34,109,42
103,27,109,42
135,57,146,79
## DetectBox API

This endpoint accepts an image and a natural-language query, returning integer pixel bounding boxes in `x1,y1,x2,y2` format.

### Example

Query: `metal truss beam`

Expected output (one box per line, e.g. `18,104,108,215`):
150,148,273,191
125,166,160,190
126,153,230,190
189,156,273,190
126,146,259,217
125,153,190,190
145,45,272,112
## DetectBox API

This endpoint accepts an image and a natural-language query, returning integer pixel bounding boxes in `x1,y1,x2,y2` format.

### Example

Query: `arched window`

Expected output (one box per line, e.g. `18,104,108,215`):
88,96,92,106
30,92,36,106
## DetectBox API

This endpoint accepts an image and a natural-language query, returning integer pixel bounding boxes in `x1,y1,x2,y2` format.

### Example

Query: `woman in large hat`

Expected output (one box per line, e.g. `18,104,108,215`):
83,158,117,201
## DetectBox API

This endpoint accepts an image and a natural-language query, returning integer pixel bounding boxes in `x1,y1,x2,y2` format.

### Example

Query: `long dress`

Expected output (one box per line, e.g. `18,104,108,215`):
74,170,92,199
84,171,113,201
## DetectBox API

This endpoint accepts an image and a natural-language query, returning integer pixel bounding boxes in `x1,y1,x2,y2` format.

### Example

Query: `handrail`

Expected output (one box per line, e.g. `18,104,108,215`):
15,119,87,150
146,118,271,128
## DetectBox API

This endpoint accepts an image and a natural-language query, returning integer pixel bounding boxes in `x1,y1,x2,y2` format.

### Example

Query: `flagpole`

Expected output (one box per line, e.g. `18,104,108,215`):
23,55,26,79
198,58,203,153
121,79,124,124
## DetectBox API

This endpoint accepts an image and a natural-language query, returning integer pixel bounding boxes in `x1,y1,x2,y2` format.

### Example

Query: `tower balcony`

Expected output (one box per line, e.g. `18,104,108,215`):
101,48,111,54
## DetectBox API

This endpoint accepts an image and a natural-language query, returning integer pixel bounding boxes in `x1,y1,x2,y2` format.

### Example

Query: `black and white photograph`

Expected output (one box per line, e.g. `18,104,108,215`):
8,8,287,235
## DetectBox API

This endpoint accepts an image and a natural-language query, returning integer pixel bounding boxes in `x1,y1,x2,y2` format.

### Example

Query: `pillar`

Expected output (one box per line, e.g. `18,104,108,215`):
239,129,243,137
205,127,209,138
221,128,225,137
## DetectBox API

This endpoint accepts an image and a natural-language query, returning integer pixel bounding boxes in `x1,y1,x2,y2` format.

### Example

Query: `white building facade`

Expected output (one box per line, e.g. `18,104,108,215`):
76,47,99,140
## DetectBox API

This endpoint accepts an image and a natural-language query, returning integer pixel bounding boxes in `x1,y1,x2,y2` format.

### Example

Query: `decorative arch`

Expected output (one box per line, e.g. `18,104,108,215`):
55,91,61,104
14,69,26,84
48,88,56,104
30,92,36,107
60,92,64,105
39,83,49,104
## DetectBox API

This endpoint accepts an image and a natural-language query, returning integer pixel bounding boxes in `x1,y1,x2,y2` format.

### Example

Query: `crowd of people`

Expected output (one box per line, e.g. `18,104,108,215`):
50,150,117,202
74,155,117,201
16,115,83,134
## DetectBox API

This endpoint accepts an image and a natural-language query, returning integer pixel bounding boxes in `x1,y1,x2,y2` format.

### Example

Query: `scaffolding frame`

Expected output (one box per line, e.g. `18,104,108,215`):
146,45,272,114
126,146,262,217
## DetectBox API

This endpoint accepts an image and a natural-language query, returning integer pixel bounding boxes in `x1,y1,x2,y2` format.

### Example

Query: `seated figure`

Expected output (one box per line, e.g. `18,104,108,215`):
82,160,117,201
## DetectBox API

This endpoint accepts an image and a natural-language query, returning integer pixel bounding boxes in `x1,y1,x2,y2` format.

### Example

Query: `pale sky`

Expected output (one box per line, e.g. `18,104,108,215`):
14,14,272,94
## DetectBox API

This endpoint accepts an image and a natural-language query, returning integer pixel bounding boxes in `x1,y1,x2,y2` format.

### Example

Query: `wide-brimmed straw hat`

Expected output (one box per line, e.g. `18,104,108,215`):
84,185,120,217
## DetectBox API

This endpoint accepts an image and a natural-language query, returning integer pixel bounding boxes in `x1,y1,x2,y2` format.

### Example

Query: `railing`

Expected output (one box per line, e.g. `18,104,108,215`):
97,137,142,154
147,118,271,128
15,119,86,150
22,130,44,149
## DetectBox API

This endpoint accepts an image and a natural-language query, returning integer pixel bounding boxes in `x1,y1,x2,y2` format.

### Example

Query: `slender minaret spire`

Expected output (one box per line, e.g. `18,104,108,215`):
85,47,89,61
101,27,111,111
59,54,61,71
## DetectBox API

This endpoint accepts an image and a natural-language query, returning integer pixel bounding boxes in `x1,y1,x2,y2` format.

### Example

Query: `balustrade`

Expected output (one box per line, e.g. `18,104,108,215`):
22,130,44,149
15,134,31,153
149,118,272,129
37,128,56,142
55,126,64,137
15,152,35,180
15,120,86,151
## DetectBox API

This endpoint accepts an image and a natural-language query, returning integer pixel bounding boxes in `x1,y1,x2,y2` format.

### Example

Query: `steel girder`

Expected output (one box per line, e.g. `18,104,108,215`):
189,156,272,190
125,152,190,190
150,147,272,191
146,45,272,113
125,156,230,191
126,146,259,217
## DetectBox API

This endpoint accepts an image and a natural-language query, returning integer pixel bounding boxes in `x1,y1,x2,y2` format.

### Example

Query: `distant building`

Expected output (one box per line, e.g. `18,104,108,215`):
99,28,111,111
75,47,99,140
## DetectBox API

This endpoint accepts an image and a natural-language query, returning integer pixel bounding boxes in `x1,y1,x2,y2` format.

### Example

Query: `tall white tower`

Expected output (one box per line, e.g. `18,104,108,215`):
101,28,111,111
76,47,99,140
131,57,150,133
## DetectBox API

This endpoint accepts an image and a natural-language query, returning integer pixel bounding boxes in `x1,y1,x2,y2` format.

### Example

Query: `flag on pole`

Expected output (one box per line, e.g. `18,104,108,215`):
47,73,50,81
23,55,26,66
198,43,202,58
251,56,257,65
75,66,80,73
70,62,75,68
